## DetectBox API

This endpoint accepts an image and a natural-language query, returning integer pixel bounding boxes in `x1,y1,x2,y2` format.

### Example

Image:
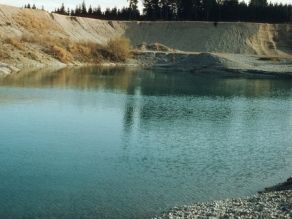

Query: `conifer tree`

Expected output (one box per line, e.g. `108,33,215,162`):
128,0,140,19
50,0,292,23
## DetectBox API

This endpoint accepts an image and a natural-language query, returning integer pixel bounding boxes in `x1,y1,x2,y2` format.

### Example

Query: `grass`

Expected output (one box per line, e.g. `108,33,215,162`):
104,37,132,62
50,45,74,63
4,38,24,50
14,10,60,33
5,8,131,64
0,44,8,59
3,34,132,64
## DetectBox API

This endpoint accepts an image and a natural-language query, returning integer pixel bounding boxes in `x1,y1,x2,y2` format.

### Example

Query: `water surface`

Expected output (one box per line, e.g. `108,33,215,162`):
0,67,291,218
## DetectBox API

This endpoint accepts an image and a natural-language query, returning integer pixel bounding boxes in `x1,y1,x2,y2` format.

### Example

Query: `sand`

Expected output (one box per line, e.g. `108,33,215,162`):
0,62,19,76
0,4,292,76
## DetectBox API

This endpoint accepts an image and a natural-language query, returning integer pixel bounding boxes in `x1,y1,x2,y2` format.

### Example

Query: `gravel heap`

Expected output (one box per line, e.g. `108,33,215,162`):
155,178,292,219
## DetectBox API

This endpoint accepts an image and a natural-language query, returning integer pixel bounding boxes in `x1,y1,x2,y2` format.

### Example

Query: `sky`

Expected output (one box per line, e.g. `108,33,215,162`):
0,0,291,12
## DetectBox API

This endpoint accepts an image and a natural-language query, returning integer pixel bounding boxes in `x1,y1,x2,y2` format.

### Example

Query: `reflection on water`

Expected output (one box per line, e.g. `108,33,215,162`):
0,67,292,219
1,66,292,97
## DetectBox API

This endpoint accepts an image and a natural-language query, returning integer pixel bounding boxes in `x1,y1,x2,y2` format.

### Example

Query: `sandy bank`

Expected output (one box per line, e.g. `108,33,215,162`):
1,4,292,75
125,21,292,57
0,63,19,76
134,51,292,77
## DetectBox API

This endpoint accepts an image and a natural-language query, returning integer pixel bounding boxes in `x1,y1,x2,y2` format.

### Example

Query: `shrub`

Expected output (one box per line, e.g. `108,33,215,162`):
14,11,60,33
0,43,9,59
49,45,73,63
2,33,132,64
4,38,24,50
105,37,132,62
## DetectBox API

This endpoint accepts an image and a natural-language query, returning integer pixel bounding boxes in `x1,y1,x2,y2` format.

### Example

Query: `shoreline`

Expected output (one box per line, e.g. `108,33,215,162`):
0,61,140,77
154,178,292,219
2,51,292,78
134,51,292,78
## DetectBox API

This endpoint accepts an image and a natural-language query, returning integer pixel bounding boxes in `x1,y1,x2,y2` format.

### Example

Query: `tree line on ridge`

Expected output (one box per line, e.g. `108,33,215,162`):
24,0,292,23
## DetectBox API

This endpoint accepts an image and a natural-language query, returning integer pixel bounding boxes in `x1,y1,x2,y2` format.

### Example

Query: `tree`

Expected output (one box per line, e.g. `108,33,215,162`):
129,0,139,11
143,0,160,20
221,0,240,21
249,0,268,7
60,3,66,14
54,3,66,15
202,0,218,21
74,5,81,16
93,6,103,19
177,0,194,20
81,1,87,16
128,0,140,19
160,0,177,20
38,0,292,23
88,5,93,17
143,0,153,18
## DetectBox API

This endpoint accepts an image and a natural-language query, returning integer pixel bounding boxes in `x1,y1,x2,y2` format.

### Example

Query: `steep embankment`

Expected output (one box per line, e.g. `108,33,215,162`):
0,4,292,75
125,21,292,74
124,21,292,57
0,4,125,44
0,4,126,72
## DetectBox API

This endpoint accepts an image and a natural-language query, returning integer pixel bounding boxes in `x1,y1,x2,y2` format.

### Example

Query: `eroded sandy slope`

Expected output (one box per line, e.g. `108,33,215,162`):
0,4,292,75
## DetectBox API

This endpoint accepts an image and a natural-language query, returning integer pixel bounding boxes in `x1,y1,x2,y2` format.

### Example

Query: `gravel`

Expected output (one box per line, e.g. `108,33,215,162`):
155,178,292,219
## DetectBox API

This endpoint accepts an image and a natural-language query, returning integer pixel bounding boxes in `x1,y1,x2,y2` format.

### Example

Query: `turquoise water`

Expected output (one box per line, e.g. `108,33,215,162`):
0,67,291,218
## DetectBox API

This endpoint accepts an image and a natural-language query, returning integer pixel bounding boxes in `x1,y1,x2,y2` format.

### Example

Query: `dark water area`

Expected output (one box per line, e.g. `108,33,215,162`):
0,67,291,218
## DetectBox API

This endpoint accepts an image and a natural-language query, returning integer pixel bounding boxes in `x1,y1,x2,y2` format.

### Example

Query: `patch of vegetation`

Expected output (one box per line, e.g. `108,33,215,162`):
0,44,9,59
4,38,24,50
14,11,60,32
3,34,132,64
53,0,292,23
103,37,132,62
49,45,74,63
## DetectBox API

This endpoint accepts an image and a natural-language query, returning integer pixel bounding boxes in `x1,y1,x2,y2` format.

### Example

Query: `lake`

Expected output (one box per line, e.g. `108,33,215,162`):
0,67,291,218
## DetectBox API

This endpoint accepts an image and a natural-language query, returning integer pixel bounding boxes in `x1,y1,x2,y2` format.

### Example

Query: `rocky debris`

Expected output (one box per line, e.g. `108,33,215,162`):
136,42,175,52
133,51,292,77
134,51,222,69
